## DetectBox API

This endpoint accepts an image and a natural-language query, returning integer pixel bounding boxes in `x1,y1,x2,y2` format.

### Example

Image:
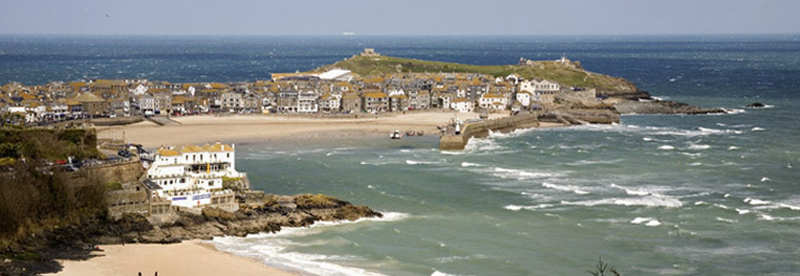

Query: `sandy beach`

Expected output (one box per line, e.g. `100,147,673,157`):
43,241,298,276
97,111,508,148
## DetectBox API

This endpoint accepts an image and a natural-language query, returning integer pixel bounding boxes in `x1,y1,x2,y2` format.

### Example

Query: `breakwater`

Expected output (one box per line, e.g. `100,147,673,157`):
439,113,541,150
439,109,620,150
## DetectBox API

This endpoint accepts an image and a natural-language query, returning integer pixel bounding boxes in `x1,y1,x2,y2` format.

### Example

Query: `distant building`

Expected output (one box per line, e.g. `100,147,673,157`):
361,48,380,57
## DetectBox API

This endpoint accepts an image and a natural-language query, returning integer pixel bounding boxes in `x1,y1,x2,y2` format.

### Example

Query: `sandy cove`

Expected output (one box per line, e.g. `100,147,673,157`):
96,111,509,148
42,241,298,276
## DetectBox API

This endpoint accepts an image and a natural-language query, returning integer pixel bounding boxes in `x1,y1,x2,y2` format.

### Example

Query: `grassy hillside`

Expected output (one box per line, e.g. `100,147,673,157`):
313,55,639,94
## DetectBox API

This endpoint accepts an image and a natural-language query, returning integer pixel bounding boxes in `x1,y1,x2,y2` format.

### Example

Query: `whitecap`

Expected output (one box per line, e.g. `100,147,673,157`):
736,208,750,215
563,196,682,208
687,144,711,150
744,198,771,205
460,162,482,167
716,217,737,223
492,167,561,180
658,145,675,150
504,204,554,211
631,217,661,226
432,254,487,264
567,159,624,166
610,184,651,196
542,182,590,195
761,177,772,182
440,150,465,155
406,159,446,165
728,146,740,151
724,108,746,114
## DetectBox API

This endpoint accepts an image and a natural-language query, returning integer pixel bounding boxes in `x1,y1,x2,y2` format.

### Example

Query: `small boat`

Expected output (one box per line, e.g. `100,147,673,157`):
390,130,402,139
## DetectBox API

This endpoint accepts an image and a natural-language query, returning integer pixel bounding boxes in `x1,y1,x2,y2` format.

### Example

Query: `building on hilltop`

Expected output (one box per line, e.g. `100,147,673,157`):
360,48,380,57
144,142,242,211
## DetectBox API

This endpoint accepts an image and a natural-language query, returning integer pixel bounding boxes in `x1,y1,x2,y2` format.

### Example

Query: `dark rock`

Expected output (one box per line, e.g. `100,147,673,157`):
746,102,766,108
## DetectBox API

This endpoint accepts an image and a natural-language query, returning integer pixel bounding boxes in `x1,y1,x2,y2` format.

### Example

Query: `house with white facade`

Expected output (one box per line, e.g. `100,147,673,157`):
515,91,533,108
450,97,474,113
479,93,508,110
129,83,148,95
520,79,561,95
145,143,242,211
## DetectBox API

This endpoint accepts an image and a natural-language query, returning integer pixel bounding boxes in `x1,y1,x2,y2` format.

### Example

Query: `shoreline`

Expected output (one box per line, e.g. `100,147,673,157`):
96,111,511,148
42,240,300,276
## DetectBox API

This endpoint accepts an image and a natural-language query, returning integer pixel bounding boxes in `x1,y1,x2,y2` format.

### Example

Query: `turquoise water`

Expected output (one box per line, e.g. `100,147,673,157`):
214,101,800,275
3,35,799,275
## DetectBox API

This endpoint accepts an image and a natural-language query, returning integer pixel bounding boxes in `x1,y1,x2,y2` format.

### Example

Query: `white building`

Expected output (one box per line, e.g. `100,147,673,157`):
479,93,508,110
129,83,148,95
146,143,242,209
520,79,561,95
297,89,319,113
318,69,353,82
515,91,533,108
450,97,474,113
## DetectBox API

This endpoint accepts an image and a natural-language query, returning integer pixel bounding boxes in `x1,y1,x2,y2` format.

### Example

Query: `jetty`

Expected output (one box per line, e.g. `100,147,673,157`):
439,109,620,150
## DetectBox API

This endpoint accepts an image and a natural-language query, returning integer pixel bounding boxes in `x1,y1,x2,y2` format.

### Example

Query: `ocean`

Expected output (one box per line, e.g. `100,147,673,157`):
2,35,800,275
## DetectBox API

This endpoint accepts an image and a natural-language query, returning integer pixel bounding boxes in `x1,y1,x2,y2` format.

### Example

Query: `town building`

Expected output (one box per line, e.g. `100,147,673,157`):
145,142,242,211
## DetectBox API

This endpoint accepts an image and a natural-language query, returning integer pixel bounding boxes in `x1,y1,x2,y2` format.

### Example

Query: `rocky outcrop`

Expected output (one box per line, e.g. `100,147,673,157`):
613,99,726,115
110,194,382,243
0,194,381,276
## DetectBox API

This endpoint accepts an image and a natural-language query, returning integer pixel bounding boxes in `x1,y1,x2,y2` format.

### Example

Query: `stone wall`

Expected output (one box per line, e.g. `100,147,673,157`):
439,113,540,150
89,160,144,184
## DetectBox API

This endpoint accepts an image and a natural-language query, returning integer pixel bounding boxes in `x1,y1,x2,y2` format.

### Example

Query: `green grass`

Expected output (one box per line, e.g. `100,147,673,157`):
312,55,639,94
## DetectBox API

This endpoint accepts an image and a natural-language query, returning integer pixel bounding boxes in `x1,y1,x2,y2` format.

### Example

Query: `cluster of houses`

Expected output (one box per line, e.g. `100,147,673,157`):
1,50,597,125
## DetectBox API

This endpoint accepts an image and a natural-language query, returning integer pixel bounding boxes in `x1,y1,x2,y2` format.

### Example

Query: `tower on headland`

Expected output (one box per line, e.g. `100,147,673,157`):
361,48,380,57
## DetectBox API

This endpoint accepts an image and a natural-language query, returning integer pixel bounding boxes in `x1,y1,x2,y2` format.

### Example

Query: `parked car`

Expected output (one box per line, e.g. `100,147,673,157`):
118,149,133,158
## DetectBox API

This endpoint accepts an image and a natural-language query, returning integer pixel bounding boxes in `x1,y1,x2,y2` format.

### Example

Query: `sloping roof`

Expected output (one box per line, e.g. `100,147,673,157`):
73,92,105,103
157,149,181,156
363,92,388,98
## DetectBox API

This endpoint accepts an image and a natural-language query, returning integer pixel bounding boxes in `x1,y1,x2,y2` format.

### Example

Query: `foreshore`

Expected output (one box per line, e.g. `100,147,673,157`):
75,111,559,276
96,111,510,148
43,241,299,276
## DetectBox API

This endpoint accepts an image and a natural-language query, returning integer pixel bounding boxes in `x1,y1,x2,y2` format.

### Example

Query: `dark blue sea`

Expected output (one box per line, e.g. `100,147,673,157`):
3,35,800,276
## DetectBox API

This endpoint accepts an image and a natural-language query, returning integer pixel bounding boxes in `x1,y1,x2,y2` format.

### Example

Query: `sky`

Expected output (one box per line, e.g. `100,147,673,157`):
1,0,798,36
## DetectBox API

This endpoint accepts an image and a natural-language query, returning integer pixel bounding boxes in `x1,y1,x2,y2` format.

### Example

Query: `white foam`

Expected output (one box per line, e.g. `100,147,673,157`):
504,204,554,211
761,177,772,182
724,108,746,115
562,196,683,208
658,145,675,150
432,271,462,276
610,184,654,196
744,198,771,205
440,150,465,155
460,162,482,167
716,217,738,223
736,208,750,215
631,217,661,226
542,182,590,195
567,159,624,166
751,127,765,132
432,254,487,264
687,144,711,150
492,167,561,180
728,146,740,151
406,159,446,165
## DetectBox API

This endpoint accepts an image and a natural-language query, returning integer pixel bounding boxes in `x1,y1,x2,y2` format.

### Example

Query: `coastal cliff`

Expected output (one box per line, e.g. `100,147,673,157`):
0,194,381,276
